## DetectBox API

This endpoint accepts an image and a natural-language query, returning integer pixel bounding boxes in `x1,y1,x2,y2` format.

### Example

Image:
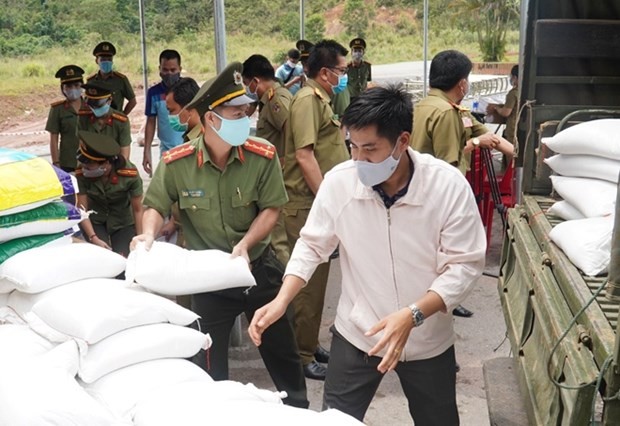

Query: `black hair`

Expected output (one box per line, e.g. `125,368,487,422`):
307,39,349,79
341,83,413,144
159,49,181,66
510,64,518,77
166,77,199,107
288,48,301,60
242,54,276,80
429,50,472,91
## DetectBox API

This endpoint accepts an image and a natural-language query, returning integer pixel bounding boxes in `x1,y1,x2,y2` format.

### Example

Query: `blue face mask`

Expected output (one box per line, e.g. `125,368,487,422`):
168,113,189,132
90,103,110,118
99,61,113,74
354,142,403,187
331,73,348,95
210,111,251,147
64,88,82,101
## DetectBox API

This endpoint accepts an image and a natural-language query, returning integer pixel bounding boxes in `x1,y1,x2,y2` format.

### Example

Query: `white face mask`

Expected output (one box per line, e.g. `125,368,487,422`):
354,142,403,187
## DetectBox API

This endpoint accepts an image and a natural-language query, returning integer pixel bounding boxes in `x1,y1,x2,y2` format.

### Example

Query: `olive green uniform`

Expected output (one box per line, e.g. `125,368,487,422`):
283,79,349,366
412,88,488,175
503,87,518,143
331,87,351,119
347,60,372,98
183,124,203,143
45,99,85,170
76,162,142,256
256,83,293,265
143,135,308,408
87,71,135,112
78,108,132,150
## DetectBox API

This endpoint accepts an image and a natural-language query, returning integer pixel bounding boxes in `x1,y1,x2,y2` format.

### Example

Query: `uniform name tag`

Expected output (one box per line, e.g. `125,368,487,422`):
181,189,205,198
462,117,473,128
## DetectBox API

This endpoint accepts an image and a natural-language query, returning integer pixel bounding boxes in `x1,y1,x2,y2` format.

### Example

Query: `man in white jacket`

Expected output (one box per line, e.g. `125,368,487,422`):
249,84,486,424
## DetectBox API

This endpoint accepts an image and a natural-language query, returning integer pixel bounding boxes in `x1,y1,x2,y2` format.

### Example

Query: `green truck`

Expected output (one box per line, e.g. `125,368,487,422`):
487,1,620,425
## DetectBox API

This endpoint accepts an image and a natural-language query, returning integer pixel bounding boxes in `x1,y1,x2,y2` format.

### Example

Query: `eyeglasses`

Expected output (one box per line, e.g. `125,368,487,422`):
329,66,349,75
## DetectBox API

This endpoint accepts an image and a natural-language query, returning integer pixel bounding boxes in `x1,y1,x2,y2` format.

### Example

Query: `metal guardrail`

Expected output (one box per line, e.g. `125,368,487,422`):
404,76,511,103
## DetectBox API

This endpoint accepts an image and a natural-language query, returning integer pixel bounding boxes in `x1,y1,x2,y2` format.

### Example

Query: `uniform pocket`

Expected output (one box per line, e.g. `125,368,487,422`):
179,196,211,213
231,188,259,228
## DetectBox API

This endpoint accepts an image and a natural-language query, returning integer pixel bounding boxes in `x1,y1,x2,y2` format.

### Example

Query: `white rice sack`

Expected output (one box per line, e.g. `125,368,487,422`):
544,154,620,183
0,324,56,362
541,119,620,159
135,399,361,426
82,358,213,420
78,323,212,383
15,278,198,344
547,200,586,221
550,176,617,217
0,241,126,294
549,216,614,276
0,340,130,426
126,241,256,296
0,291,8,305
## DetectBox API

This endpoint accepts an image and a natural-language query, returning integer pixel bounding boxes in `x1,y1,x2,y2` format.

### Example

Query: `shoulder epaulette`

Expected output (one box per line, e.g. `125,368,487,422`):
116,167,139,177
364,60,372,66
243,138,276,160
113,71,127,79
313,87,328,102
268,88,275,101
111,112,128,122
163,143,196,164
86,72,97,80
450,102,470,112
50,99,65,107
78,108,93,116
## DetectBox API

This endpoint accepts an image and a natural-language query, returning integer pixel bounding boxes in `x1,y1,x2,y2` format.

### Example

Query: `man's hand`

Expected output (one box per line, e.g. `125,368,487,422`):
130,233,155,251
142,148,152,177
90,235,112,251
231,243,251,266
159,220,177,242
248,298,288,346
463,133,500,154
365,307,414,374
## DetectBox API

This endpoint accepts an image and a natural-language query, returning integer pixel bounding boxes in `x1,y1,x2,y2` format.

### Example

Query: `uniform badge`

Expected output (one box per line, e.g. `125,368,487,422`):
272,102,280,113
233,70,242,86
462,117,473,128
181,189,205,198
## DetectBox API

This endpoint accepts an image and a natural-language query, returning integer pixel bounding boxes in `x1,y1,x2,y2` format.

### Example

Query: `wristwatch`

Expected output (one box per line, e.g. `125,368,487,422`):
472,137,480,148
408,303,425,327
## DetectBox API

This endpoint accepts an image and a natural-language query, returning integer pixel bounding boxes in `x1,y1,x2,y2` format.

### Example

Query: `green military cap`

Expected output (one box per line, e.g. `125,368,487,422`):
93,41,117,57
82,82,112,100
296,39,314,59
55,65,85,84
349,38,367,50
77,131,120,163
186,62,254,116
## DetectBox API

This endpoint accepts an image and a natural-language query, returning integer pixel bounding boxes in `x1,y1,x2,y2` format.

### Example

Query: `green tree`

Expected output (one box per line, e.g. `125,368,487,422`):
453,0,519,61
343,0,370,37
306,14,325,42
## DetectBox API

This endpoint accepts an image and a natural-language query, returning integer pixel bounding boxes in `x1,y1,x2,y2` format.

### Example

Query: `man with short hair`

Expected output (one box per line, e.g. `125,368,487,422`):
142,49,186,176
87,41,136,115
250,84,486,424
283,39,350,380
131,62,308,409
165,77,202,143
487,65,519,144
275,48,304,95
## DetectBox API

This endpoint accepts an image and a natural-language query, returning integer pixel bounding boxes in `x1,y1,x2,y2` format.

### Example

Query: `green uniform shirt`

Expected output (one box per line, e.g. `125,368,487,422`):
256,82,292,158
283,79,350,209
78,108,132,148
347,60,372,98
77,161,143,232
86,71,135,112
144,136,288,262
45,99,85,169
503,87,518,143
331,87,350,119
183,124,203,143
412,88,488,174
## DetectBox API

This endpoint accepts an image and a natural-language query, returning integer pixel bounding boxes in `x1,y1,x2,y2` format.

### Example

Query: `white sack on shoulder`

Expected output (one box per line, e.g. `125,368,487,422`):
550,175,616,217
549,215,614,276
541,119,620,159
547,200,586,221
78,323,212,383
126,241,256,296
82,358,213,420
545,154,620,183
0,241,126,294
26,278,198,344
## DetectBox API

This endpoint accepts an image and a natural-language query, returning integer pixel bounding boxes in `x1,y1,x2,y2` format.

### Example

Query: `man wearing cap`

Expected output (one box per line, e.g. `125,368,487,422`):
79,81,132,160
283,39,350,381
142,49,185,176
76,131,143,257
46,65,86,172
87,41,137,115
131,62,308,409
275,49,304,95
242,54,293,266
296,40,314,89
347,38,372,99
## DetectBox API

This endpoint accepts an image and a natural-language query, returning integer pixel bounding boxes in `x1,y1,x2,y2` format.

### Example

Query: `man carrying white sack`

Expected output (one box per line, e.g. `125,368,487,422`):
131,62,308,408
249,84,486,424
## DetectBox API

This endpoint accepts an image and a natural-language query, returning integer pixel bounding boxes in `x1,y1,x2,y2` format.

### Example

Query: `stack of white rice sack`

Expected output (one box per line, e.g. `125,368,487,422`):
542,118,620,276
0,240,362,424
0,147,85,264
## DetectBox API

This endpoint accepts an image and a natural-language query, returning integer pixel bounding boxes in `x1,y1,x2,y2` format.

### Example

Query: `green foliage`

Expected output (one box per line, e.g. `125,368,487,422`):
306,14,326,42
21,63,46,78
